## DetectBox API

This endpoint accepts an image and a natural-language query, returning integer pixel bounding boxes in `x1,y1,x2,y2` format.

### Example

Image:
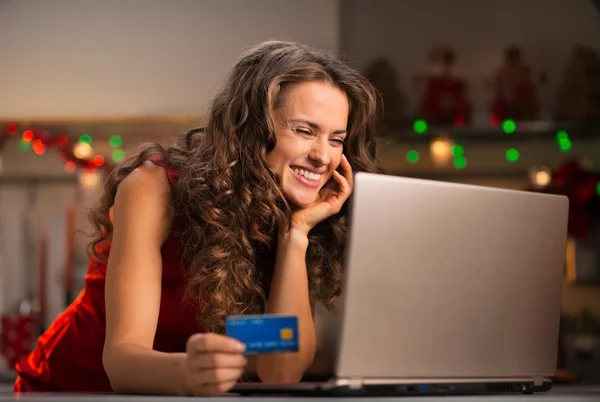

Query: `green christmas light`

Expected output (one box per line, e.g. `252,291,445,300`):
406,150,420,163
502,120,517,134
112,149,126,163
19,139,30,151
558,138,572,152
454,155,467,169
556,130,572,152
108,135,123,148
505,148,520,162
413,119,428,134
556,130,569,141
79,134,92,145
451,144,464,157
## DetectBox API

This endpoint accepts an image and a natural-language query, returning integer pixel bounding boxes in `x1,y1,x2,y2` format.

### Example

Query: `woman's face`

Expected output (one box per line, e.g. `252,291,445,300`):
266,81,349,208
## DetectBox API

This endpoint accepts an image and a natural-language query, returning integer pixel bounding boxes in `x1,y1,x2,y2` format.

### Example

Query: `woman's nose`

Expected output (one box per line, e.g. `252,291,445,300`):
308,138,331,165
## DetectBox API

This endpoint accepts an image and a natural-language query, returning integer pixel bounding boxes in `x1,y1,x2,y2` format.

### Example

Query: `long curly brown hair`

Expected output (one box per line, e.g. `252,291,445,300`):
89,41,380,333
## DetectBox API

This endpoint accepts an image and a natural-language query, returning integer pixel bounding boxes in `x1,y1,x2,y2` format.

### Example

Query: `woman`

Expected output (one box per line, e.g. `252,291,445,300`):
14,40,379,395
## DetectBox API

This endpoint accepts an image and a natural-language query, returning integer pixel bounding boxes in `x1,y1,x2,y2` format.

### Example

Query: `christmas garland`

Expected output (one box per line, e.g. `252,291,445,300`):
1,123,115,171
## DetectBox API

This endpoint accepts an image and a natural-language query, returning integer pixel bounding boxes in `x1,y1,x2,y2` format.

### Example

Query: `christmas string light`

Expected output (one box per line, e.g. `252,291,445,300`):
1,123,124,172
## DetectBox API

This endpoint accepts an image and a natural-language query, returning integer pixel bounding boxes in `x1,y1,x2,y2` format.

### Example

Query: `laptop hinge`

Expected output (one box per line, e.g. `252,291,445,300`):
347,378,364,390
533,377,544,386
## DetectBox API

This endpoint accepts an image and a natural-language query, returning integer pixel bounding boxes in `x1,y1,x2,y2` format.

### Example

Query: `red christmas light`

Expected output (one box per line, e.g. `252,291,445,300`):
22,130,34,142
7,123,17,135
92,155,105,167
31,139,46,155
57,134,69,148
64,161,76,172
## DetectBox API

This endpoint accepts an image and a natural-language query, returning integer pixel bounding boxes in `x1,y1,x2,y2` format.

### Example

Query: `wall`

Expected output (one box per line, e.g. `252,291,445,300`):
0,0,340,119
0,0,340,321
340,0,600,121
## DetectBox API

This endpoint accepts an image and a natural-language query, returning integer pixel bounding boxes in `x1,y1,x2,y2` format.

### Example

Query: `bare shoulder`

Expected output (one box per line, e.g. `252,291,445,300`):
110,160,173,243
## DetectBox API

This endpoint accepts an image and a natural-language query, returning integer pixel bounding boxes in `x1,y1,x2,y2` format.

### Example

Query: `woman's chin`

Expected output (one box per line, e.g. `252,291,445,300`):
284,192,319,210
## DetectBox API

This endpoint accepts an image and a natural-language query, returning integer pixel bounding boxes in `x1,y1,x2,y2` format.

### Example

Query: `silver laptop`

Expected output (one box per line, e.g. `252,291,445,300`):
233,172,569,396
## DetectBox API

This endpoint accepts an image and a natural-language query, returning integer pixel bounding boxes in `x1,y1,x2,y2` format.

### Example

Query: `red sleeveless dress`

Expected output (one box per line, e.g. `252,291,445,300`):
13,156,201,393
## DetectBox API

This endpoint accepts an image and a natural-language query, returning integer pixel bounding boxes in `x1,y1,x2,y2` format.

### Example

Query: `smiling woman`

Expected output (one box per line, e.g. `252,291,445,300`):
267,81,349,207
13,40,380,396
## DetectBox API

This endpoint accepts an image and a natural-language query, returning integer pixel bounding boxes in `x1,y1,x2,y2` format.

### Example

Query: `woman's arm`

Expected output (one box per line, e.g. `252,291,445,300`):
255,155,354,383
255,228,317,383
102,162,188,395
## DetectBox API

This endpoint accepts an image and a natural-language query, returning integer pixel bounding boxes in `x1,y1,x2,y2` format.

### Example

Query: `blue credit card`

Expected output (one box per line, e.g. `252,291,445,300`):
225,314,299,355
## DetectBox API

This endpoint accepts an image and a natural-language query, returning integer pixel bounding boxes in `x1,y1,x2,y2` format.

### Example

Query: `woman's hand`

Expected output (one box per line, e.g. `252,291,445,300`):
290,154,353,236
182,333,247,395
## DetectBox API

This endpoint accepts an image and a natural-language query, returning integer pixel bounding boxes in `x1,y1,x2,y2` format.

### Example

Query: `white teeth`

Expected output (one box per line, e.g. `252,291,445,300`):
292,167,321,181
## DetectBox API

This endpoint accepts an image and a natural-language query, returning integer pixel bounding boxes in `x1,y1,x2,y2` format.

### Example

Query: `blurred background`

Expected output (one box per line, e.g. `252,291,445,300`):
1,0,600,387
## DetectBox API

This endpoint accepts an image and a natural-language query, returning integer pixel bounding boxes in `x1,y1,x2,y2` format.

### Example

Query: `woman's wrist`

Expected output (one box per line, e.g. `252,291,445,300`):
279,225,310,248
178,354,192,396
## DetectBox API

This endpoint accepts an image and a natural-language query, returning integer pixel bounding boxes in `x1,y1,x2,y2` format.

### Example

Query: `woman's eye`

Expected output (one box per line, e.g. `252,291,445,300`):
295,128,312,136
331,138,345,145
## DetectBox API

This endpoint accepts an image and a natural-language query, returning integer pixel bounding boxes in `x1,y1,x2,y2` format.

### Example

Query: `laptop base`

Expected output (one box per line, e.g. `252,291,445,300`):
231,378,553,397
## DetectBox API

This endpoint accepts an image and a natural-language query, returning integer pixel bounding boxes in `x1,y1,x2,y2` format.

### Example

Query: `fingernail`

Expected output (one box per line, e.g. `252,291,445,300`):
236,342,246,352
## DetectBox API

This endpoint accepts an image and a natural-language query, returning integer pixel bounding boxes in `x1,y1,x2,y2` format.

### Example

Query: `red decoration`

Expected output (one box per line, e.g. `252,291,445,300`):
6,123,18,135
416,47,471,126
489,45,543,122
0,124,114,172
1,315,37,368
532,159,600,241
